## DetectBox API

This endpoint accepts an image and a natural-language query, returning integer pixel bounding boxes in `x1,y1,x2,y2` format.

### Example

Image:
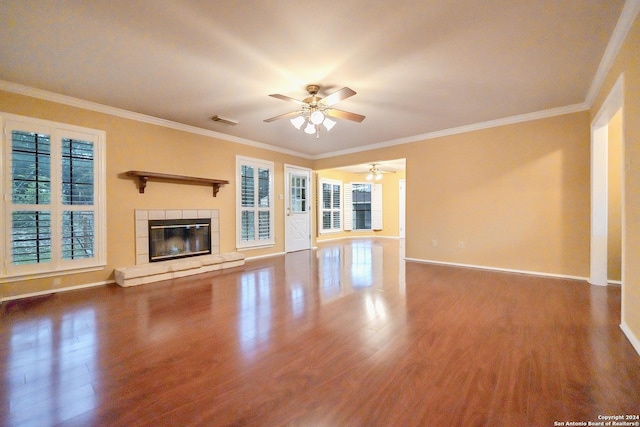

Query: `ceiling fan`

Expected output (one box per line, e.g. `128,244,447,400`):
264,84,365,138
360,163,396,181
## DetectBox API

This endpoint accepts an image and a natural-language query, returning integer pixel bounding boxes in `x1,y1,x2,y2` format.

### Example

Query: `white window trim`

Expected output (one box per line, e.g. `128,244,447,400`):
236,155,275,250
318,178,343,234
1,113,107,281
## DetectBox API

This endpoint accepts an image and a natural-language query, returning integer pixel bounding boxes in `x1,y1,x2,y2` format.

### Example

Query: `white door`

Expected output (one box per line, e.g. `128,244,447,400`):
285,165,311,253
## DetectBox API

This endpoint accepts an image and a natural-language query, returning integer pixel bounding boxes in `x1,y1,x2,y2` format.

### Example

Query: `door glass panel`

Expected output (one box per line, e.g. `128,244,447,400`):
290,174,307,213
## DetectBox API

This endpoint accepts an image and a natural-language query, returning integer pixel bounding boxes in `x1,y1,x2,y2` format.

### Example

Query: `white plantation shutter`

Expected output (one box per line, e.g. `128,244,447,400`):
318,178,342,233
2,114,106,279
332,183,341,229
236,156,274,248
343,183,352,231
372,183,383,230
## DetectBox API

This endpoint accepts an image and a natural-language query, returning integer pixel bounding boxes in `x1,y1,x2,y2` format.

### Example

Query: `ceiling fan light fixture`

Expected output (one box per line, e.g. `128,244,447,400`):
290,115,305,129
323,118,336,131
264,85,365,138
304,122,316,134
310,110,325,125
367,164,384,181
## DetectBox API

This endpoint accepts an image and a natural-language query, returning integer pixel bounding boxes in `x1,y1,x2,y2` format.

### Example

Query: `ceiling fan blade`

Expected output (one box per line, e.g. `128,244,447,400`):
269,93,307,106
263,111,302,122
326,109,366,123
356,170,395,175
320,87,356,107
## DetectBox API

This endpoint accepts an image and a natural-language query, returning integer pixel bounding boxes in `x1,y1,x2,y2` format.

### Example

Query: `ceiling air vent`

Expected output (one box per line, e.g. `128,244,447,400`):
211,115,239,126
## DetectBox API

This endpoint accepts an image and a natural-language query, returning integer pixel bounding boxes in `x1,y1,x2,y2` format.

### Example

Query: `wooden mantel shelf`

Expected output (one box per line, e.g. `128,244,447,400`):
125,171,229,197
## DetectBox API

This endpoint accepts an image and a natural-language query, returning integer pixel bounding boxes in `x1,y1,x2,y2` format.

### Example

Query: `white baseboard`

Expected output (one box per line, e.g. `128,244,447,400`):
1,280,114,303
620,321,640,357
404,257,588,282
245,251,286,262
317,235,401,243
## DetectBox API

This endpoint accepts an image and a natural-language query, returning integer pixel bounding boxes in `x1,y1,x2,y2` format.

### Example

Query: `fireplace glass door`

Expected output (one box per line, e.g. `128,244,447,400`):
148,218,211,262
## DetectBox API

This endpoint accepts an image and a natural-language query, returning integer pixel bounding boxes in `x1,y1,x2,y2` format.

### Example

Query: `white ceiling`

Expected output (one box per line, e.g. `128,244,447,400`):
0,0,627,158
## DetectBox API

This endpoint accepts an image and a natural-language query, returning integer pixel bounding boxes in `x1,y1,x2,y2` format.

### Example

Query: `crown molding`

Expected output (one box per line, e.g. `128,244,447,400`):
0,80,313,160
312,102,589,160
0,79,592,162
585,0,640,107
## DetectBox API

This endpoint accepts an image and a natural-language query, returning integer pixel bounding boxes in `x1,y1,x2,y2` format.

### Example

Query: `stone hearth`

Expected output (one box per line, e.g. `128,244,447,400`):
113,208,244,287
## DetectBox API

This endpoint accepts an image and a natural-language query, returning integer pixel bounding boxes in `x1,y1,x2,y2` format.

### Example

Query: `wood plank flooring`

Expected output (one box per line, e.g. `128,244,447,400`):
1,238,639,426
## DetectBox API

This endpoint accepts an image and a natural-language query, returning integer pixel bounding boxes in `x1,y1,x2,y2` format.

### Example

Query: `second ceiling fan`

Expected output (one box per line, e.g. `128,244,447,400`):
264,84,365,138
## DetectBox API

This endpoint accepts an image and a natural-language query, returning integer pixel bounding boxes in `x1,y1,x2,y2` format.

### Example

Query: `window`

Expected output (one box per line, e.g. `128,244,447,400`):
344,183,383,231
318,178,341,233
351,183,372,230
236,156,274,249
1,114,106,278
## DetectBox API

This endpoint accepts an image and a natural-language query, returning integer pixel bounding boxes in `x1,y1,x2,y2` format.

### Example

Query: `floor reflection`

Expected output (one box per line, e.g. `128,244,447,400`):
319,245,343,300
132,283,214,342
233,239,406,360
289,285,305,319
315,239,405,350
364,293,388,322
350,240,373,288
316,238,401,300
284,251,314,319
6,308,97,426
238,268,274,356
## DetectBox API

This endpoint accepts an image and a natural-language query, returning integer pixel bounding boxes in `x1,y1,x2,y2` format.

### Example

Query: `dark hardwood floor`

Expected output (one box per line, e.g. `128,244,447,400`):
1,239,639,426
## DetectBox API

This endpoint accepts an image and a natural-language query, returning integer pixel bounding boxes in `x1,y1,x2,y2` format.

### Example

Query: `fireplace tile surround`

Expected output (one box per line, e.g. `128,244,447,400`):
114,209,244,287
135,209,220,265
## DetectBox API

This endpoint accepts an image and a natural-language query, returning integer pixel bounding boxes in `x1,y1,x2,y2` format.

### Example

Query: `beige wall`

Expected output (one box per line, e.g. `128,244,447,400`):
0,91,311,299
405,114,590,276
591,12,640,349
608,109,623,281
0,93,593,299
316,112,591,277
315,168,405,241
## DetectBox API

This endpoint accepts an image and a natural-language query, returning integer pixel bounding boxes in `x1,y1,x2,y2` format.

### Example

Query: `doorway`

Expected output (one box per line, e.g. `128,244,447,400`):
590,75,624,290
285,165,312,253
315,159,406,240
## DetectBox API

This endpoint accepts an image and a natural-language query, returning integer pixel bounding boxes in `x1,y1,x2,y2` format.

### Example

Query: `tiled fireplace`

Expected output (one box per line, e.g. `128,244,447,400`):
135,209,220,265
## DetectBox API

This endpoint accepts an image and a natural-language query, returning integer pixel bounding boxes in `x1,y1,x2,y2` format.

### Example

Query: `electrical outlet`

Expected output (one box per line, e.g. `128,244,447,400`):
432,239,437,247
53,278,61,286
458,241,464,248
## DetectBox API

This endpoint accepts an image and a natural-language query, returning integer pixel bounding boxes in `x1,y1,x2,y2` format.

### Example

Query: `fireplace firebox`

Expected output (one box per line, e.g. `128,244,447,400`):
148,218,211,262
